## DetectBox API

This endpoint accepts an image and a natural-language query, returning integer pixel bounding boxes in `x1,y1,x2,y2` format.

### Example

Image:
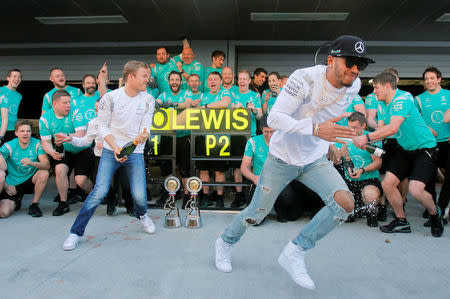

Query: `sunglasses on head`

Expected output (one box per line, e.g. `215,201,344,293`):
344,56,369,71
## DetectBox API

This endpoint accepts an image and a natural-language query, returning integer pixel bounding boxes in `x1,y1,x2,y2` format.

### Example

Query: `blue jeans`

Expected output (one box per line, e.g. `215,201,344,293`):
71,149,148,236
222,153,352,250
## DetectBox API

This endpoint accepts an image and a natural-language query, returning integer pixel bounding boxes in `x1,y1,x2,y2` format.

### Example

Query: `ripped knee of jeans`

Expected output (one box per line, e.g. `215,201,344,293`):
326,194,351,223
244,207,267,226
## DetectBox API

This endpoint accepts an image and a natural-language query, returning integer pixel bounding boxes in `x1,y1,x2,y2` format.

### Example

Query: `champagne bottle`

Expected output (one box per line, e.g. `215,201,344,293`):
55,143,65,157
117,139,139,158
365,144,385,158
341,156,355,175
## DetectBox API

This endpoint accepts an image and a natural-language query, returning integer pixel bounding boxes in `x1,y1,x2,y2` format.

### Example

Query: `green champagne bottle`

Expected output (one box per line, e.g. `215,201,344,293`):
117,140,139,158
341,156,355,175
365,144,385,158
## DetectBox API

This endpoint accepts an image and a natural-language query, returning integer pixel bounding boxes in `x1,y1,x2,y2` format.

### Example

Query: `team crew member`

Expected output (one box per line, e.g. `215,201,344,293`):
156,71,192,206
354,72,444,237
185,74,203,107
215,35,370,290
249,68,268,95
176,46,204,91
73,74,100,126
41,68,82,114
197,72,232,208
0,69,23,144
203,50,226,93
0,120,50,218
364,92,378,130
63,61,155,251
40,90,93,216
332,112,383,227
262,72,282,114
336,94,366,126
415,67,450,222
221,67,239,99
151,47,179,94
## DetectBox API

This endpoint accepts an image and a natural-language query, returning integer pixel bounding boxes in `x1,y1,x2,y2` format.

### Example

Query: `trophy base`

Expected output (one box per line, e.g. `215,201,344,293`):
165,216,181,228
185,216,202,229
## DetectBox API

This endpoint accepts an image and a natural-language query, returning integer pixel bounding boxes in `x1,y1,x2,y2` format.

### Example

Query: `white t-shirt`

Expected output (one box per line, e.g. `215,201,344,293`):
97,87,155,154
267,65,361,166
70,117,103,157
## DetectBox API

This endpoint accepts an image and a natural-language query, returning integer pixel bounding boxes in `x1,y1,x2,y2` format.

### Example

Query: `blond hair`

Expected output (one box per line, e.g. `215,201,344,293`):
122,61,148,83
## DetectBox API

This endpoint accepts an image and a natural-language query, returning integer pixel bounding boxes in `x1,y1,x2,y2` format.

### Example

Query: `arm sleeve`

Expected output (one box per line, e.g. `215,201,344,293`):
36,141,46,156
243,139,255,158
39,116,52,140
389,97,411,118
0,144,10,159
42,94,51,113
97,94,114,138
139,96,156,133
267,70,313,135
69,120,97,147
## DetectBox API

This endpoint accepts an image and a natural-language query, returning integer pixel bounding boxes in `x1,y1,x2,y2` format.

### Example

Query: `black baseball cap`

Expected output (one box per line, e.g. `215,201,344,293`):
329,35,375,64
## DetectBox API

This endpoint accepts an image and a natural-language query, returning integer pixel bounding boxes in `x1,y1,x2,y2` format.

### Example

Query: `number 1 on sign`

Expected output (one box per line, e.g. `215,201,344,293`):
150,135,160,155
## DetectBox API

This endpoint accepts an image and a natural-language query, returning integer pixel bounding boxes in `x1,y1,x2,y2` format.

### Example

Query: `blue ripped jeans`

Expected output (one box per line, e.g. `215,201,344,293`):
221,153,352,250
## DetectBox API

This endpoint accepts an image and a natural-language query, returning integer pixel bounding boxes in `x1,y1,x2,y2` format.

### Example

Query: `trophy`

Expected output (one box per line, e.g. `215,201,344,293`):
163,176,181,228
184,176,202,229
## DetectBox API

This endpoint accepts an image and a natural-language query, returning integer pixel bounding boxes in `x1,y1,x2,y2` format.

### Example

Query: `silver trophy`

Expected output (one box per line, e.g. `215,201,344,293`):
163,176,181,228
184,176,202,229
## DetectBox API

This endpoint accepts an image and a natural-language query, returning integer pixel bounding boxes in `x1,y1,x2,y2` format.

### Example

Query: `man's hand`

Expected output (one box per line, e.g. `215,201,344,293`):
232,102,244,109
135,128,150,144
149,63,155,69
353,134,369,149
264,91,270,103
340,144,349,158
20,158,33,166
176,61,183,72
327,145,341,165
253,175,260,185
348,168,363,180
50,151,63,161
95,141,103,151
55,133,72,144
315,115,356,142
113,146,127,163
191,99,201,107
5,184,17,196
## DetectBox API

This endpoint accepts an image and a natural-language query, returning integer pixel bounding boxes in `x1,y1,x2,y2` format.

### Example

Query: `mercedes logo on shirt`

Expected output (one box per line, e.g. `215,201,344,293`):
355,42,364,54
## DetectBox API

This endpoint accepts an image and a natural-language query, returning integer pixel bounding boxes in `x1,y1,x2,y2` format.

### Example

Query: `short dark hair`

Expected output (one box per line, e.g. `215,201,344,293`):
347,111,366,126
156,46,169,54
373,72,397,89
208,71,222,80
7,69,21,77
383,68,399,78
14,119,32,131
168,70,182,81
423,66,442,80
211,50,226,60
268,72,281,80
260,114,269,129
52,90,71,103
281,75,289,80
254,68,268,76
50,67,63,75
82,74,96,83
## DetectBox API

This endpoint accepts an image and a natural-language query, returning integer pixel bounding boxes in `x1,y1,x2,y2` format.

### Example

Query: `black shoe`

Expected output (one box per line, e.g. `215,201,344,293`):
106,193,119,216
367,214,378,227
52,202,70,216
377,205,387,221
67,188,82,204
380,218,411,233
216,195,224,208
126,205,134,216
345,214,355,223
14,200,22,211
200,194,214,208
430,208,444,238
422,209,429,219
53,194,61,202
277,215,289,223
182,194,190,209
28,203,42,217
230,192,246,208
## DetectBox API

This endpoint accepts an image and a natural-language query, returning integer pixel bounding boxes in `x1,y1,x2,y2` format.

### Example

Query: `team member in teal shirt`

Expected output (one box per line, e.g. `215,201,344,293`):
151,47,180,94
262,72,282,114
74,74,100,126
354,72,443,237
333,112,383,227
176,47,205,91
221,67,238,103
0,120,50,218
40,90,93,216
0,69,23,143
337,94,366,126
42,68,82,114
415,66,450,222
185,74,203,106
203,50,226,93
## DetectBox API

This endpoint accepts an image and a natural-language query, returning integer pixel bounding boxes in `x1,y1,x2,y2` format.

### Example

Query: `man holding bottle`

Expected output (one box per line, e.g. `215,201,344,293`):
63,61,156,251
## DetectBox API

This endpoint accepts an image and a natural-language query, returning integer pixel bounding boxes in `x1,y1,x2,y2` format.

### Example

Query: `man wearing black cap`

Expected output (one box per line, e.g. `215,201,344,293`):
214,35,374,289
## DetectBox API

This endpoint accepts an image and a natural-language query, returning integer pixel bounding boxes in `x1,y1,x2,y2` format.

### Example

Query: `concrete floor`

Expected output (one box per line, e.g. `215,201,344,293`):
1,179,449,299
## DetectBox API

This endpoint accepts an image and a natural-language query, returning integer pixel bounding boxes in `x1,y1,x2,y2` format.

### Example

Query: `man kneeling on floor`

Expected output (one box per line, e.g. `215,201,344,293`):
0,120,50,218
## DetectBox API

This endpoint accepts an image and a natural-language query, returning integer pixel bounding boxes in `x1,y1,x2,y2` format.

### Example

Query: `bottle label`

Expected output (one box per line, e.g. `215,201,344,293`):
374,148,383,157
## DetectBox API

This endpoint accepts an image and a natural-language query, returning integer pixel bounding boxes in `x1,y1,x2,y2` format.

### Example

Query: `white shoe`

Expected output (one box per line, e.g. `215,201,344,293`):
140,213,155,234
63,233,80,251
278,241,316,290
215,237,233,273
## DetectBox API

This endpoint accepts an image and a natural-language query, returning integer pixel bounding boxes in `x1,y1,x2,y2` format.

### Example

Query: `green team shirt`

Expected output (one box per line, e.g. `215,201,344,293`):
42,85,82,114
73,94,99,125
146,86,160,99
365,92,377,110
233,90,261,136
152,58,179,94
414,88,450,142
337,94,365,126
335,135,382,181
377,89,413,139
224,85,239,103
0,137,45,185
39,107,87,153
185,90,203,102
180,60,204,91
244,134,269,176
200,89,232,107
262,88,282,113
0,86,22,131
203,66,222,93
157,90,190,137
387,93,436,150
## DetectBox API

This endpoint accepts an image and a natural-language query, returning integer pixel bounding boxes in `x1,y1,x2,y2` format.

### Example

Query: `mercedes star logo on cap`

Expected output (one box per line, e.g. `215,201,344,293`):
354,41,364,54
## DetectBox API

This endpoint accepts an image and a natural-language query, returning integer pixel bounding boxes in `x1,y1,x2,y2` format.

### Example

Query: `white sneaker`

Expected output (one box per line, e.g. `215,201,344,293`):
140,213,155,234
278,241,316,290
215,237,233,273
63,233,80,251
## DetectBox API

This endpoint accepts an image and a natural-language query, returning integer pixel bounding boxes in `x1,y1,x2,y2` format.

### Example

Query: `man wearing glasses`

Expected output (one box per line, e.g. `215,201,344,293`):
214,35,374,289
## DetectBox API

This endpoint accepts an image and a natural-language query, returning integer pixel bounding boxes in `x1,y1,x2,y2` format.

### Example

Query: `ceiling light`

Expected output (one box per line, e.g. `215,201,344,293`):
435,13,450,22
35,15,128,25
251,12,348,21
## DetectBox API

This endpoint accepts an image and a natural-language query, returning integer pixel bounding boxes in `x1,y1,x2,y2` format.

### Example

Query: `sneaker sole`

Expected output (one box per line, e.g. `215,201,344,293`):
379,227,411,233
63,243,78,251
278,252,316,290
28,212,42,218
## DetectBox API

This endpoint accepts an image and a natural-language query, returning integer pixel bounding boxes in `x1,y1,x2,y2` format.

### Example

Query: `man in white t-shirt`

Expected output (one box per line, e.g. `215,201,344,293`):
214,35,375,289
63,61,156,251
